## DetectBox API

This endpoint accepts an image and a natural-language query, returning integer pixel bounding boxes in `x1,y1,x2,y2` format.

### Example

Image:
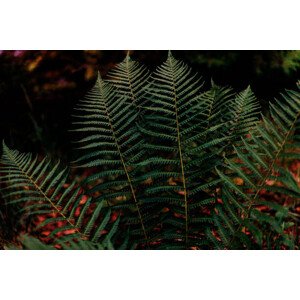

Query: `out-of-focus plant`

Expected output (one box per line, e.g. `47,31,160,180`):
281,51,300,75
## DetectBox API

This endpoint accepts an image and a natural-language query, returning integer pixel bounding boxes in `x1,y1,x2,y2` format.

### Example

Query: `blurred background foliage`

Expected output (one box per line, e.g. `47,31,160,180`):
0,50,299,159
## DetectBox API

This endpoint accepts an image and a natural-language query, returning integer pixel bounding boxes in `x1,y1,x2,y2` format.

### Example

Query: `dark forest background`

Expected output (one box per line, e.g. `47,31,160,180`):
1,50,299,161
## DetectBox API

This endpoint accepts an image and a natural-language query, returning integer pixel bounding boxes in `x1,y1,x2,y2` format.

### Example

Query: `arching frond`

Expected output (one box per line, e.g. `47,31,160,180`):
213,87,300,249
71,72,149,246
0,142,118,249
139,52,221,248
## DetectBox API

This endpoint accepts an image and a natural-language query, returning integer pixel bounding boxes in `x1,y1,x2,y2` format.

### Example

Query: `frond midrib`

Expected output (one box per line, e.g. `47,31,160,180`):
98,78,149,244
4,147,85,240
168,55,189,247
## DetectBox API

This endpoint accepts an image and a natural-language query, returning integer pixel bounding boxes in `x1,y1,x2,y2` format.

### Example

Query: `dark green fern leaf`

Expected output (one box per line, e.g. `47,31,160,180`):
139,52,223,248
0,142,118,249
71,72,149,246
107,53,150,110
213,86,300,249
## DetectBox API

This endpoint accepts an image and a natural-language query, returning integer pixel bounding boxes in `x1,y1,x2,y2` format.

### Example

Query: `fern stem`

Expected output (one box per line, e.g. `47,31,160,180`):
169,55,189,248
125,54,137,106
204,88,216,141
98,79,149,246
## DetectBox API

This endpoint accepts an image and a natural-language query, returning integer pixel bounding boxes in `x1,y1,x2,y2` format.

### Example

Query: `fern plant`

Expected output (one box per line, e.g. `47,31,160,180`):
213,89,300,249
0,142,120,249
0,52,299,250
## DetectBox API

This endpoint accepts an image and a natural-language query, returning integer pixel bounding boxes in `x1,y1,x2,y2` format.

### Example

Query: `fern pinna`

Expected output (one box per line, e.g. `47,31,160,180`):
0,52,299,250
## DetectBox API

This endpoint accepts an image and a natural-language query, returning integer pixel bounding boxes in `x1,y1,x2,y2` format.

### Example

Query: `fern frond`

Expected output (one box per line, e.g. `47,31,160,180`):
140,52,222,248
227,86,260,141
196,83,260,149
0,143,118,249
71,72,149,245
107,53,150,109
214,87,300,249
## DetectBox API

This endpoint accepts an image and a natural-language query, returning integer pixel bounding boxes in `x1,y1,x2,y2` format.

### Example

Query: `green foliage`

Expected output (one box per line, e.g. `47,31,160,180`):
282,51,300,75
0,142,118,249
0,52,299,249
213,87,300,249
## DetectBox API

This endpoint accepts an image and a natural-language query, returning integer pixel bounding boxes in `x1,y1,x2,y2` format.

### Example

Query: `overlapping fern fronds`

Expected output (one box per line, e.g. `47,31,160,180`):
197,83,260,151
71,72,149,246
137,52,228,248
212,87,300,249
0,52,299,250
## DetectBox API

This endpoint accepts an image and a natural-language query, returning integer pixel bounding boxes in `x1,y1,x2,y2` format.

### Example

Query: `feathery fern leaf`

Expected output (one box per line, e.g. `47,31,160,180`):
213,87,300,249
107,53,150,110
139,52,224,248
0,142,118,249
71,73,149,246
